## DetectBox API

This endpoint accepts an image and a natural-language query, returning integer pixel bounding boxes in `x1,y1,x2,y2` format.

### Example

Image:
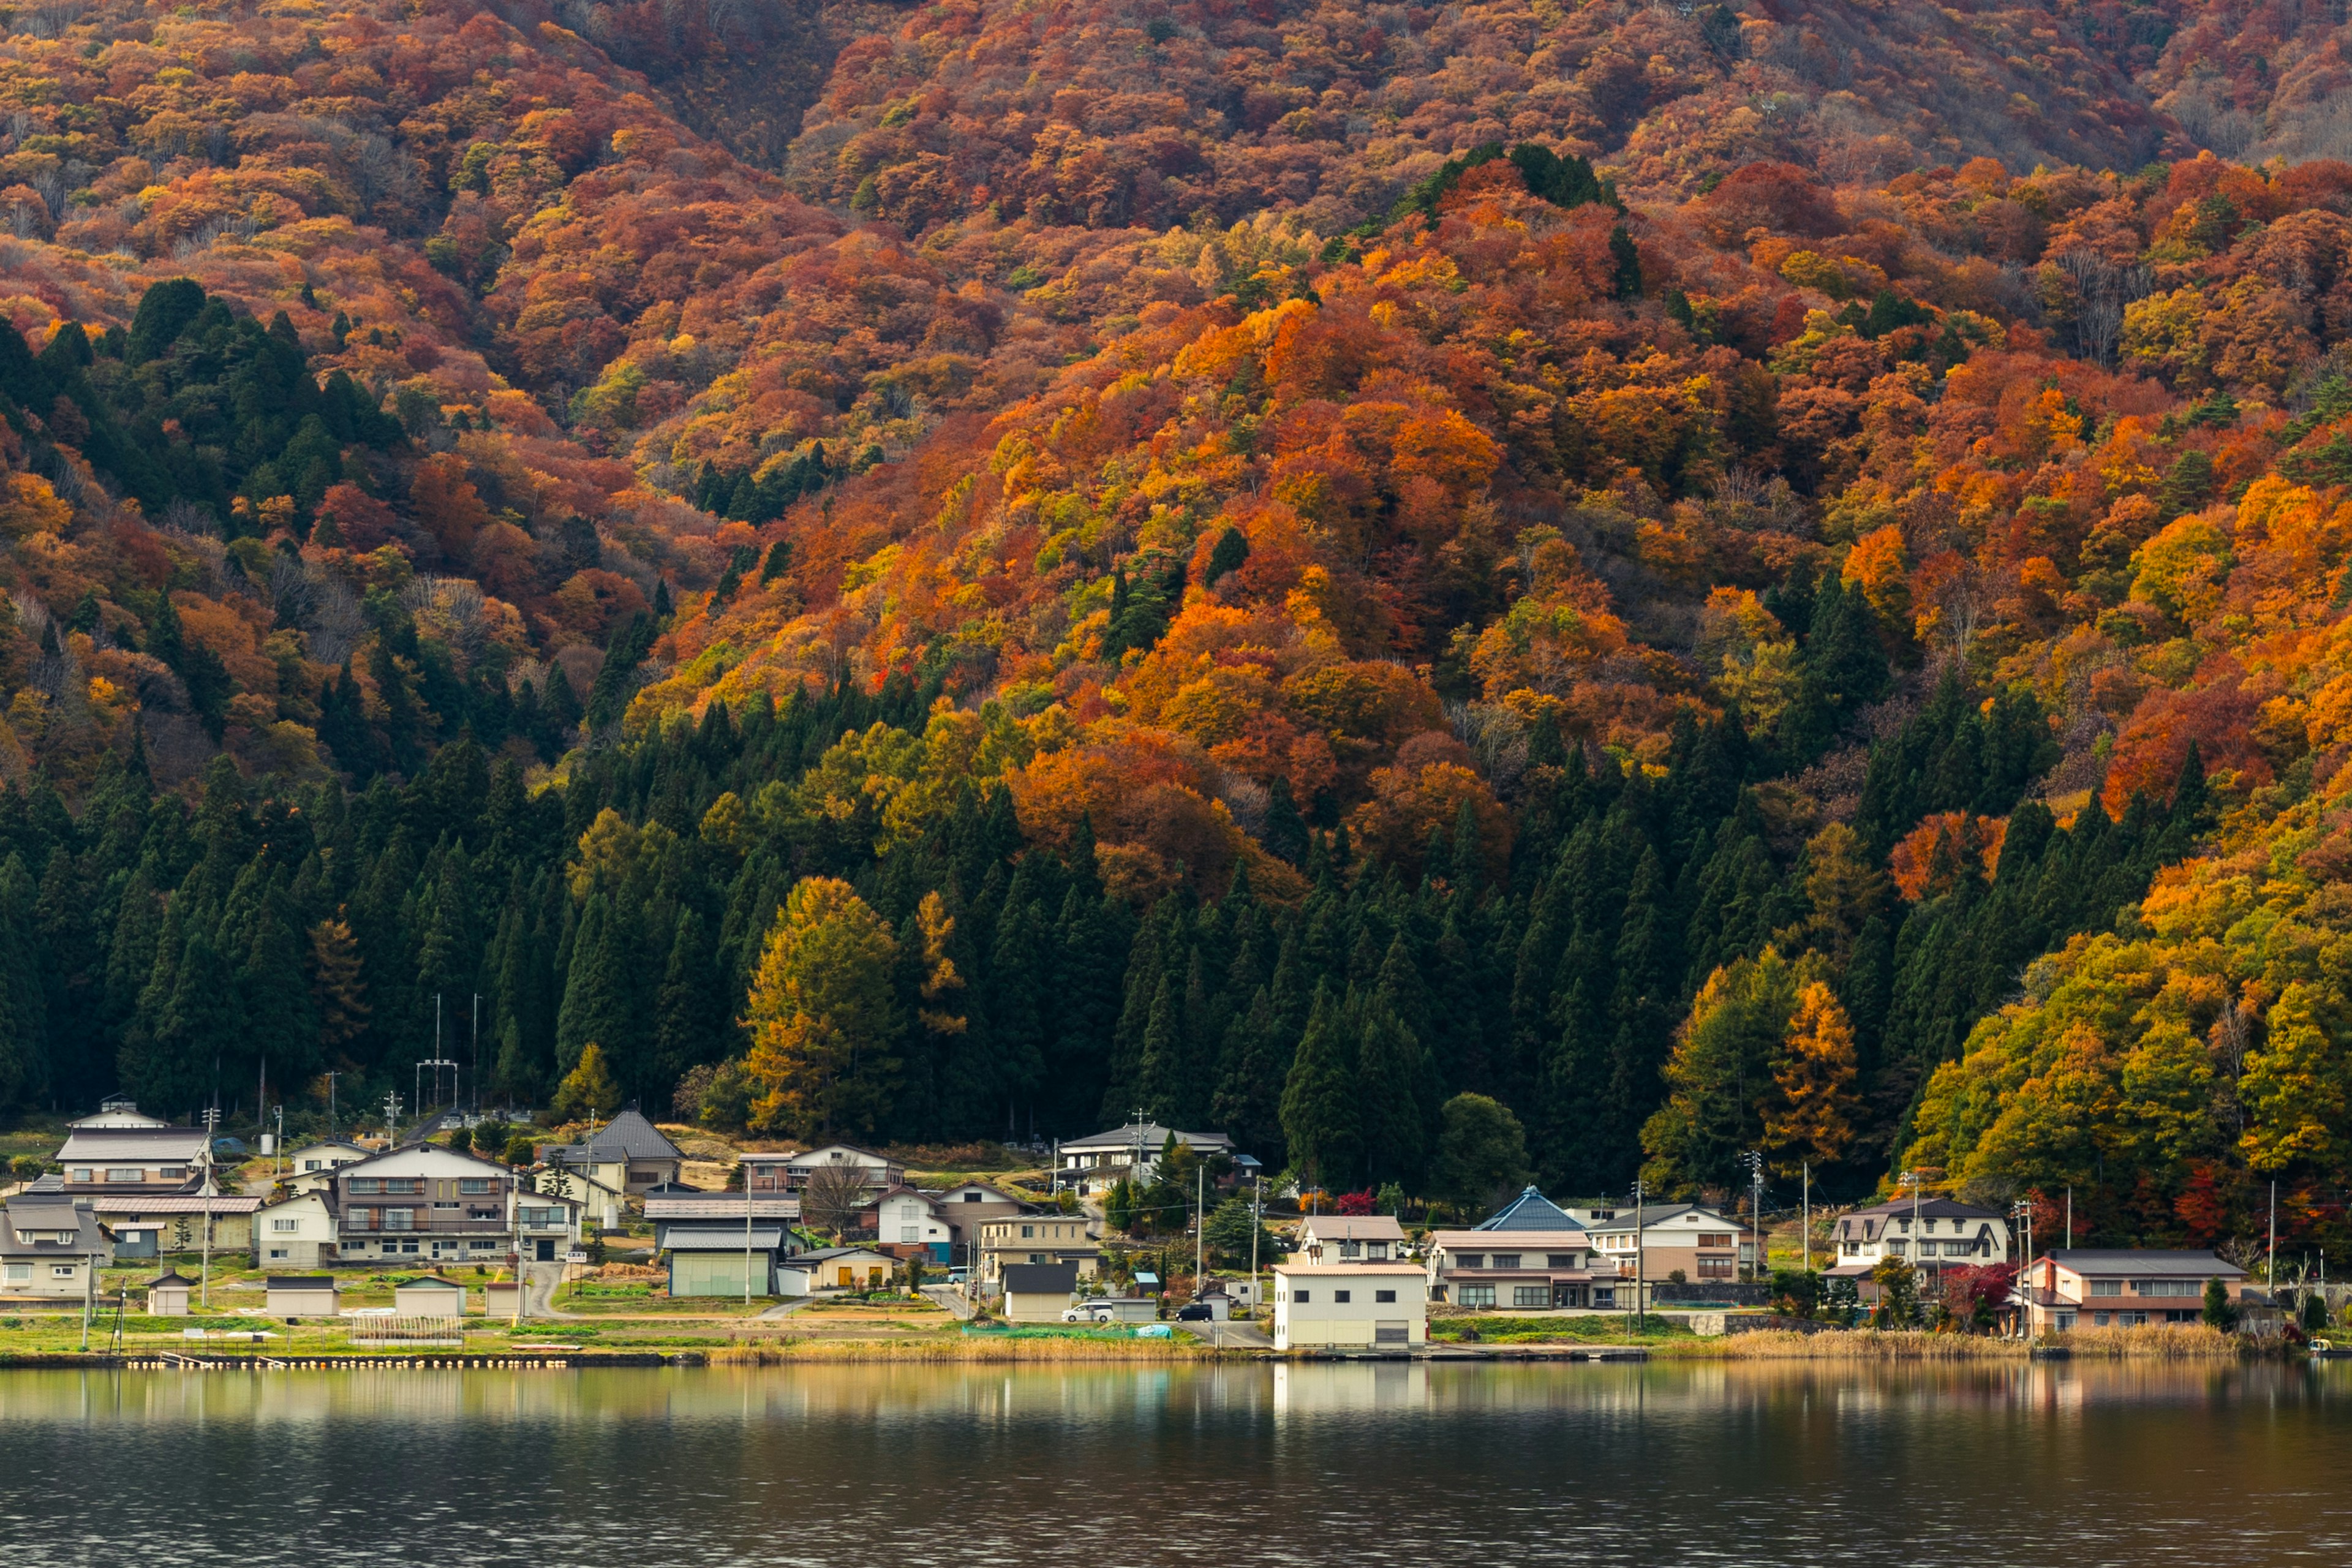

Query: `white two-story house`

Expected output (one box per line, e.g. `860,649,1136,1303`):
1828,1196,2011,1299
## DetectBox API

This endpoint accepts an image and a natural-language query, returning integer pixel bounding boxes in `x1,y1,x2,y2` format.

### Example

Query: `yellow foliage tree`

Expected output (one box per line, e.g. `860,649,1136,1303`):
1765,981,1860,1175
742,878,901,1137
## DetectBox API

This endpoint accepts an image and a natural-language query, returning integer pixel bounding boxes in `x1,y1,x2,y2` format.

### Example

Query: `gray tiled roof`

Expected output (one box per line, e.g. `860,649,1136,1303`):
555,1109,684,1163
1001,1262,1080,1294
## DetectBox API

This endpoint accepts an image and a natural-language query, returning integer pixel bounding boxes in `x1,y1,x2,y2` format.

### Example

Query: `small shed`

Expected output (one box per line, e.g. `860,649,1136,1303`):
393,1276,469,1317
1098,1296,1159,1324
146,1270,195,1316
1001,1262,1080,1323
265,1275,339,1320
484,1280,522,1318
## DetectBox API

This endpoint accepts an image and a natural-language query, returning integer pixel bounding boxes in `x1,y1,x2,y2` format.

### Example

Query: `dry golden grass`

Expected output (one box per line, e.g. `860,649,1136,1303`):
1711,1324,2250,1359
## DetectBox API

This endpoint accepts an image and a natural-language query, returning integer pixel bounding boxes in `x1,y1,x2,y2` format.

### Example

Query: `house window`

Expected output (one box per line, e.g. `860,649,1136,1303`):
1591,1287,1616,1308
963,1192,981,1202
304,1160,323,1172
269,1248,288,1259
1547,1254,1577,1269
459,1179,492,1195
1021,1224,1035,1238
899,1227,919,1243
2090,1280,2122,1297
1697,1257,1736,1279
52,1264,75,1278
383,1179,423,1195
158,1167,186,1180
1376,1289,1397,1303
69,1169,91,1183
1367,1242,1389,1260
105,1168,143,1183
1513,1286,1550,1308
1457,1285,1495,1308
1293,1290,1311,1303
2,1264,26,1283
1457,1254,1484,1270
383,1209,415,1231
272,1219,299,1233
1491,1254,1521,1270
2093,1312,2111,1327
1888,1240,1908,1257
1698,1234,1732,1247
1338,1240,1362,1259
349,1179,382,1194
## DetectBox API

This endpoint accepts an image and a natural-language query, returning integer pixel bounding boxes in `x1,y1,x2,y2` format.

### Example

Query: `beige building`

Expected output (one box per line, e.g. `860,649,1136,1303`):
1272,1264,1427,1351
1427,1187,1604,1310
0,1195,108,1300
976,1212,1098,1285
1582,1203,1759,1285
2010,1250,2259,1333
1001,1262,1082,1322
255,1192,338,1268
538,1109,685,1205
281,1140,372,1196
1295,1213,1406,1262
93,1194,259,1261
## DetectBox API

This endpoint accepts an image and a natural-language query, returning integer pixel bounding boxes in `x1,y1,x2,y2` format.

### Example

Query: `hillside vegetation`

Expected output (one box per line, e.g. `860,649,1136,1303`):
0,0,2350,1250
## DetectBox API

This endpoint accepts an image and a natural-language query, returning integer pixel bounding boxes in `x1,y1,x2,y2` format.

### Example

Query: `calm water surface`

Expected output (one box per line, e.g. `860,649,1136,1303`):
2,1359,2348,1565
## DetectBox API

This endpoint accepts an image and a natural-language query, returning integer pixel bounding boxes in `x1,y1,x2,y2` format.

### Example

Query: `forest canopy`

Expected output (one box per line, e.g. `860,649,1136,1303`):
1,0,2351,1252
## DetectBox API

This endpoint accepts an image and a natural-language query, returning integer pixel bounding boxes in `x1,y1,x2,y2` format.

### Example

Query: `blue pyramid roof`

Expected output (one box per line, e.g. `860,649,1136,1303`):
1473,1186,1585,1232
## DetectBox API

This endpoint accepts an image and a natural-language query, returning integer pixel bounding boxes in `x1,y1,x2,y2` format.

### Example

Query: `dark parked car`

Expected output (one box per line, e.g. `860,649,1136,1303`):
1175,1302,1214,1321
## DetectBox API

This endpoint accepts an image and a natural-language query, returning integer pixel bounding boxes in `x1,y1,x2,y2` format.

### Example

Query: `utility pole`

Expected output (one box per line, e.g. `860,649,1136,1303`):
1741,1150,1763,1280
200,1107,221,1310
471,993,481,1116
1634,1176,1646,1333
1802,1163,1811,1277
745,1163,755,1314
383,1090,402,1149
326,1071,339,1140
273,1105,284,1181
1250,1174,1262,1320
2065,1185,2073,1250
1194,1162,1205,1300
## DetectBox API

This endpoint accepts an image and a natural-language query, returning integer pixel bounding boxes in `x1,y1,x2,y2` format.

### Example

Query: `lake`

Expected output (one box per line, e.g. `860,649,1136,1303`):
2,1360,2348,1565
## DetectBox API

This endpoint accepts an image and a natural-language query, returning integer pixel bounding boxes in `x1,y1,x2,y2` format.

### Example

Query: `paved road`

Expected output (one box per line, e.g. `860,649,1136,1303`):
922,1284,978,1321
1177,1319,1273,1349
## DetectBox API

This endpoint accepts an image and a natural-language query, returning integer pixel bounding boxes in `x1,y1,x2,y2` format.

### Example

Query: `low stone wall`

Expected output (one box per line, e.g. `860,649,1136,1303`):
1683,1311,1833,1338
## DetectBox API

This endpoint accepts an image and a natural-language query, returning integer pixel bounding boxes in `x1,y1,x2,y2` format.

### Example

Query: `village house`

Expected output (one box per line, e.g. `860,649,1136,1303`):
254,1191,338,1268
92,1193,260,1261
1055,1121,1235,1196
788,1245,894,1292
1001,1262,1082,1322
783,1144,905,1193
646,1190,801,1250
516,1189,585,1262
1827,1197,2013,1302
2008,1250,2265,1333
1582,1203,1760,1287
1272,1263,1428,1351
928,1180,1028,1267
281,1139,372,1196
56,1121,209,1197
67,1098,173,1130
871,1186,952,1262
1427,1186,1605,1309
976,1211,1099,1286
0,1193,109,1300
336,1144,521,1265
1295,1213,1406,1263
537,1109,685,1200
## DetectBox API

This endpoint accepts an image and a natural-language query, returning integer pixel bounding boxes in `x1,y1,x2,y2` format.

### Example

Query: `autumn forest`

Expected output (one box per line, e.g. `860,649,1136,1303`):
2,0,2352,1248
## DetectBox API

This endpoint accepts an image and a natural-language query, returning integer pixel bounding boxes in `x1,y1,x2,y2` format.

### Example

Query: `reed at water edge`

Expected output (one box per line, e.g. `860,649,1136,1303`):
1708,1324,2255,1359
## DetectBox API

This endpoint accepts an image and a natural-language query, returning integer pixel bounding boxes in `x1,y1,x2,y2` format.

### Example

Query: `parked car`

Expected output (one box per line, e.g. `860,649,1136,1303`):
1175,1301,1214,1321
1061,1303,1113,1323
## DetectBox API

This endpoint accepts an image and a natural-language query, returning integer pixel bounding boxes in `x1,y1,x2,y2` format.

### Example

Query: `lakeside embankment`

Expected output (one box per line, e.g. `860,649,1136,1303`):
0,1322,2283,1367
